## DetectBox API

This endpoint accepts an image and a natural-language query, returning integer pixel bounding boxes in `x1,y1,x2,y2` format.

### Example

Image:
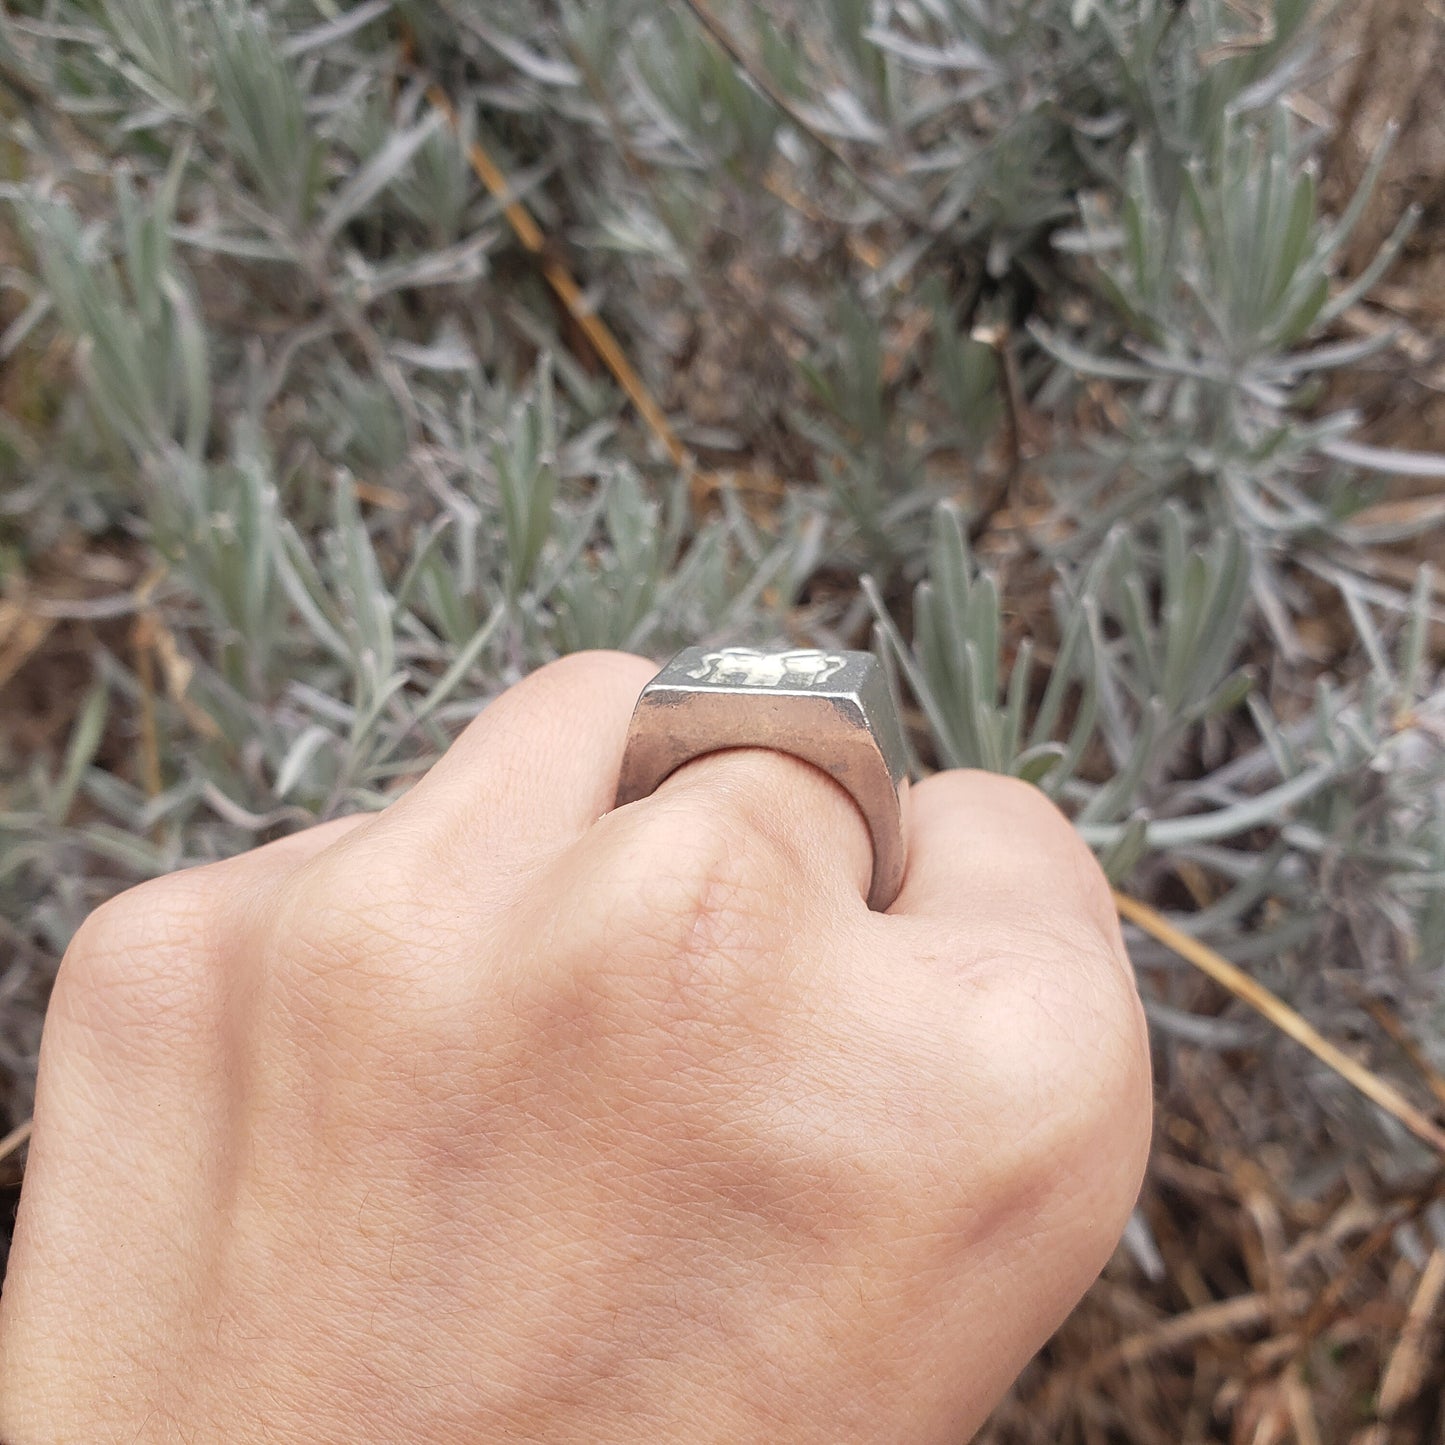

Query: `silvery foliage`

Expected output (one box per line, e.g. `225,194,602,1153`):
1,0,1442,1156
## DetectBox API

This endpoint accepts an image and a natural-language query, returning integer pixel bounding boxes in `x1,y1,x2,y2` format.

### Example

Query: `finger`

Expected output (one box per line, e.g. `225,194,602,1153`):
27,823,382,1257
517,746,874,1038
854,772,1149,1424
187,814,376,928
631,744,875,907
874,769,1146,1249
889,769,1122,949
49,813,376,1046
387,650,660,856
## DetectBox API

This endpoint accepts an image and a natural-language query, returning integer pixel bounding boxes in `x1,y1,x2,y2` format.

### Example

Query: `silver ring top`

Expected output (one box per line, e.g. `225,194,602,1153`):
614,647,911,911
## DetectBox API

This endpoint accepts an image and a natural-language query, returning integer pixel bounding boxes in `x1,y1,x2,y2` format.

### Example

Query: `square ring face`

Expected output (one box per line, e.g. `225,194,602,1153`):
644,647,910,788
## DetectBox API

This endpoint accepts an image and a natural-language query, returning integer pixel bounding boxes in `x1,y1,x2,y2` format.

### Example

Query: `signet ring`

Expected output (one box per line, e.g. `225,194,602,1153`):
613,647,911,912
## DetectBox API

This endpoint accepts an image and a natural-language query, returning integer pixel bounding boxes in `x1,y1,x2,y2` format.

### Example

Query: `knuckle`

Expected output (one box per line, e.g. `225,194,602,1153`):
982,770,1077,833
268,822,432,971
531,648,656,691
616,813,776,974
1061,838,1122,944
934,770,1072,837
260,844,474,1055
64,873,208,986
963,936,1151,1225
267,862,382,981
53,873,223,1057
551,798,794,1035
65,886,152,967
931,771,1119,935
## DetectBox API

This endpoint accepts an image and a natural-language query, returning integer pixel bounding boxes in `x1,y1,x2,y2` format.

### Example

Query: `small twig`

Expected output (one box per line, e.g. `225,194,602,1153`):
0,39,48,107
0,602,55,693
673,0,932,234
1378,1248,1445,1420
133,613,164,809
1360,995,1445,1113
0,1119,33,1166
25,593,143,621
1114,890,1445,1158
424,83,695,485
131,568,170,824
1294,1196,1429,1351
762,171,887,270
967,323,1023,545
1080,1289,1308,1382
1281,1362,1323,1445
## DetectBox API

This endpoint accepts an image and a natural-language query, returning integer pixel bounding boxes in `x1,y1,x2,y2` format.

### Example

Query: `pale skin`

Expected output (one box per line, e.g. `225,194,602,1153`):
0,651,1151,1443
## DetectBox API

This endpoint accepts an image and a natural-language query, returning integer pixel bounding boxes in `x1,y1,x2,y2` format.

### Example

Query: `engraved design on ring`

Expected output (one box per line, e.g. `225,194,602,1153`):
684,648,849,688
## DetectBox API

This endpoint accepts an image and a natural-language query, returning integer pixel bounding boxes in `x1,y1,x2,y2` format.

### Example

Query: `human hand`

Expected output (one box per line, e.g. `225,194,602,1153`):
0,651,1150,1444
